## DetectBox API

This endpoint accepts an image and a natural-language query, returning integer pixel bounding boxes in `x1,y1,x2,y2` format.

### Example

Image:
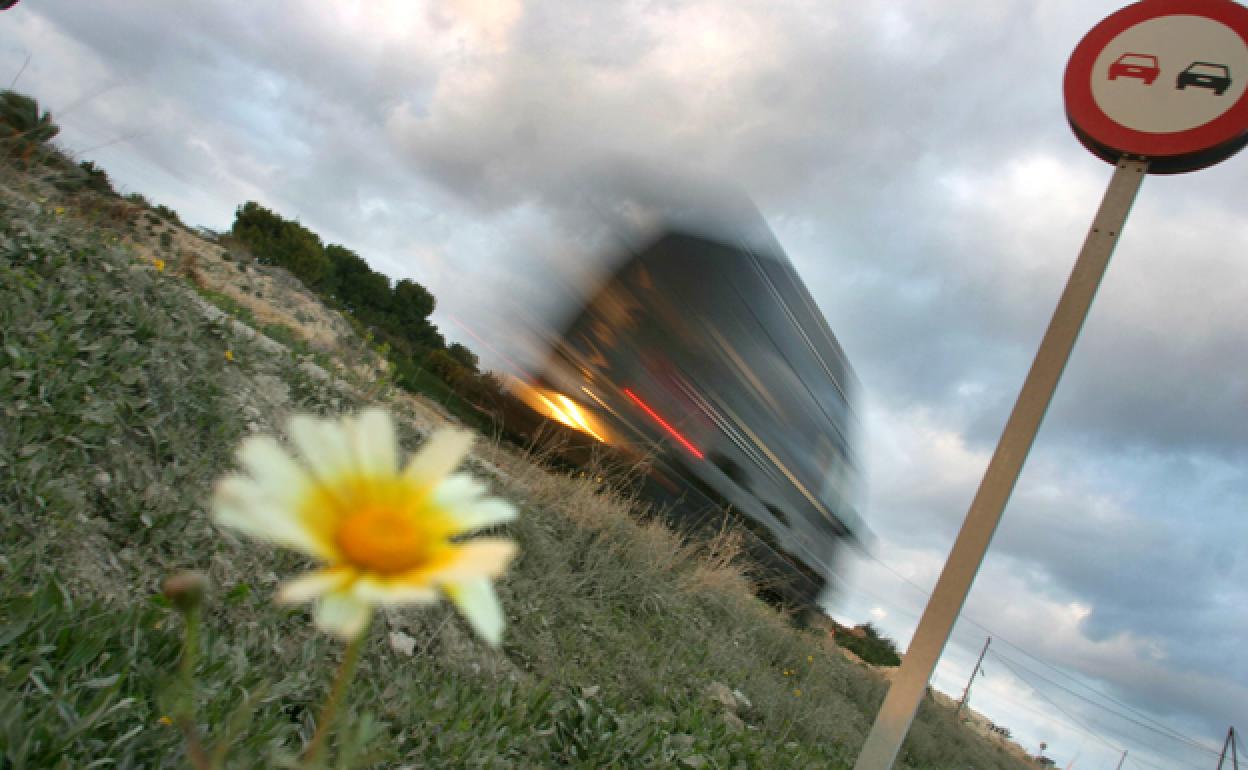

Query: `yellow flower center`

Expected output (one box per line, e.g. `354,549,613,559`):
336,505,434,574
310,477,453,575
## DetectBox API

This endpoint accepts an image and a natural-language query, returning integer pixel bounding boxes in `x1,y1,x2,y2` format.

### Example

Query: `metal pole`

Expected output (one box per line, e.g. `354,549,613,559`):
1115,750,1127,770
852,156,1149,770
1219,726,1240,770
958,636,991,713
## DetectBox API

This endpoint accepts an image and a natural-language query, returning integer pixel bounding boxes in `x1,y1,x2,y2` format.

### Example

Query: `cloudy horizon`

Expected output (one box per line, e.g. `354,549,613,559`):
4,2,1245,767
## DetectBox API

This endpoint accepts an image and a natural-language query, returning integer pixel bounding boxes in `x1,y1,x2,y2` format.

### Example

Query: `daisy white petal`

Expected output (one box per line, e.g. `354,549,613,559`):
420,538,517,583
430,474,488,508
349,409,397,475
277,568,355,604
444,578,505,647
314,592,372,640
289,413,355,481
213,476,333,559
404,429,473,485
447,496,518,535
235,435,310,508
351,576,440,606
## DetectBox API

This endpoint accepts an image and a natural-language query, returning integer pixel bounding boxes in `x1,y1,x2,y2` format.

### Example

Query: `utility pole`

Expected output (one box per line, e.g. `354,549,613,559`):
958,637,991,713
1217,726,1240,770
1114,750,1127,770
850,158,1150,770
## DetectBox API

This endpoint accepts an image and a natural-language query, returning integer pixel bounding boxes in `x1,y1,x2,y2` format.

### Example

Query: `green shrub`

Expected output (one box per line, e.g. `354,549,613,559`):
78,160,116,195
154,204,181,225
0,90,59,168
835,623,902,667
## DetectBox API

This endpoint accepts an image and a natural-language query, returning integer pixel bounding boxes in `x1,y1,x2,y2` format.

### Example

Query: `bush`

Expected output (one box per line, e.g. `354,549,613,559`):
0,90,59,165
78,160,116,195
154,203,181,225
231,201,331,288
835,623,902,667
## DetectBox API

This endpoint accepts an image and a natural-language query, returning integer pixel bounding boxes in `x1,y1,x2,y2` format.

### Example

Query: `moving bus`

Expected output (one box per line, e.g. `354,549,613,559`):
525,222,866,612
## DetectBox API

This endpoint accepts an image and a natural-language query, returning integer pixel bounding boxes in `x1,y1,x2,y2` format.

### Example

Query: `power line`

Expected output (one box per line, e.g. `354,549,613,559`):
979,626,1219,754
991,649,1204,769
859,550,1222,756
990,650,1206,770
823,543,1225,770
1129,754,1169,770
987,648,1220,757
987,650,1180,770
991,650,1121,752
980,650,1178,770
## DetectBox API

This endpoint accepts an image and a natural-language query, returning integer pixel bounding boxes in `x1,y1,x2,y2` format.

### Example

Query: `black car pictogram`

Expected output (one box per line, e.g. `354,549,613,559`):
1176,62,1232,95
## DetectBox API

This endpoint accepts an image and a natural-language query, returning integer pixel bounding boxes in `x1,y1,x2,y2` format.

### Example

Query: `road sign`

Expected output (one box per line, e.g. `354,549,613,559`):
1065,0,1248,173
856,6,1248,770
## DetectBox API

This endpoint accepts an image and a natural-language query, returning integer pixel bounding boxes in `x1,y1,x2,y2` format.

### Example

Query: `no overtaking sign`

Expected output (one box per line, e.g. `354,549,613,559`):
855,2,1248,768
1065,0,1248,173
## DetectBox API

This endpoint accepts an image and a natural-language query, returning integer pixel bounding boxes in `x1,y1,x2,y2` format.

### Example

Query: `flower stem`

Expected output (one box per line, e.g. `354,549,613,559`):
174,604,211,770
301,623,370,768
178,605,200,714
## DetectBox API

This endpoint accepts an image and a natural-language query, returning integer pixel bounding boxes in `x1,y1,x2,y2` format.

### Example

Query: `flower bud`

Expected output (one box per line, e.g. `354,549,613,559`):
162,571,209,613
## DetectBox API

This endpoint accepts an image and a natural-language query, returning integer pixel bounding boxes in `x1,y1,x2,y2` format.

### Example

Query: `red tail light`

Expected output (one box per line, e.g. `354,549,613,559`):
622,388,703,459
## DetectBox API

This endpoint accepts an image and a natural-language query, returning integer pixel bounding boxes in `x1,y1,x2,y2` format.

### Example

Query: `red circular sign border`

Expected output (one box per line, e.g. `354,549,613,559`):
1065,0,1248,169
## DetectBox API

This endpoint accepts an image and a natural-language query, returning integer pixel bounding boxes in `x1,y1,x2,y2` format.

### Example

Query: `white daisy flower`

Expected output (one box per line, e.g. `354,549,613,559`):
213,410,518,644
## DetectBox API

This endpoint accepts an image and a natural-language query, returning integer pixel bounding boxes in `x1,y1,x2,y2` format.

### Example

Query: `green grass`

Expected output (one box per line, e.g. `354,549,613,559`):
192,285,258,327
0,171,1040,769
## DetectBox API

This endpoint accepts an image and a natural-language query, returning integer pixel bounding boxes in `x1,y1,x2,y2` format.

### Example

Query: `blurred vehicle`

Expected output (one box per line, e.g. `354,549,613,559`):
522,223,866,614
1176,61,1232,95
1108,52,1160,84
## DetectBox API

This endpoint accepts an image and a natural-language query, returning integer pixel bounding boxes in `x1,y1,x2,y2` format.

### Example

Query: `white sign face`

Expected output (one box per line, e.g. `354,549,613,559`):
1090,14,1248,133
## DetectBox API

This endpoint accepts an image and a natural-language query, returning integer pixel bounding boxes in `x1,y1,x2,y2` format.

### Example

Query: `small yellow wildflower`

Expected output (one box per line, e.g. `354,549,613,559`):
224,350,234,362
158,715,174,726
793,689,802,697
807,655,813,663
54,206,65,216
152,258,166,272
212,410,518,643
783,669,792,676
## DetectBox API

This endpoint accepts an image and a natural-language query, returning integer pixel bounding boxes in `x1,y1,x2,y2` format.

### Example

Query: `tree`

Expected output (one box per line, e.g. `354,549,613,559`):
0,90,59,164
231,201,331,288
327,244,390,318
424,348,471,388
835,623,902,667
392,279,435,336
447,342,479,373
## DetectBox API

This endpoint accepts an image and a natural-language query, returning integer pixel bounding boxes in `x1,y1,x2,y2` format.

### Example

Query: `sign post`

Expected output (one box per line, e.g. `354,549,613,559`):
854,2,1248,768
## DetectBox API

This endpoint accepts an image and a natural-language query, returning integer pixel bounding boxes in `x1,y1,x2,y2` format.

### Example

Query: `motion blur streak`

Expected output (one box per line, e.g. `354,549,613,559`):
623,387,704,459
507,380,610,443
513,191,866,614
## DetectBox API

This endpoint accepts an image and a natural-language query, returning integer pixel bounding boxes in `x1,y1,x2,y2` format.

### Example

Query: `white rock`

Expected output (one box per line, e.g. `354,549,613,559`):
731,688,752,710
388,630,417,656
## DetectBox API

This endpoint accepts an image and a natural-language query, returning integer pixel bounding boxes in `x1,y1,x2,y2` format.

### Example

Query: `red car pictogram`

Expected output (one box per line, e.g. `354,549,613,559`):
1108,52,1161,84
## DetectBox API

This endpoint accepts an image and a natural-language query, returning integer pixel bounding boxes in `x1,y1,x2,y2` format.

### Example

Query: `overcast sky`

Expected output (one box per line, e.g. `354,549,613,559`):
4,2,1246,767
